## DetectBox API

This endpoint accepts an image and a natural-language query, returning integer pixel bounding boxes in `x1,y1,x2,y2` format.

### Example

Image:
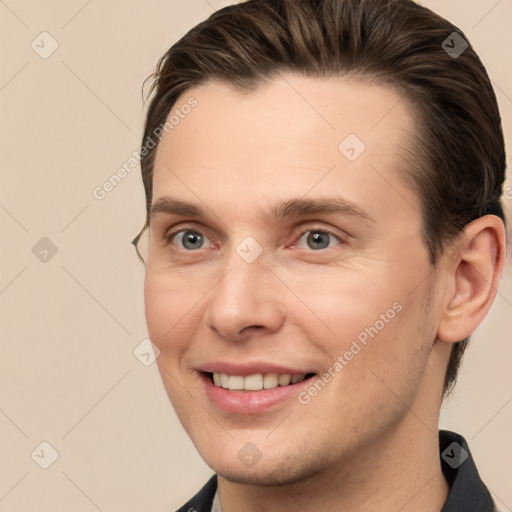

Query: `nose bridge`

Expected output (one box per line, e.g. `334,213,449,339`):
217,233,268,294
206,240,284,340
213,240,268,313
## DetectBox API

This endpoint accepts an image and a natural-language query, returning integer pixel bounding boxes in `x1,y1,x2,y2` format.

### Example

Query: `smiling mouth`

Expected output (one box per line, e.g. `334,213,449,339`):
206,372,316,391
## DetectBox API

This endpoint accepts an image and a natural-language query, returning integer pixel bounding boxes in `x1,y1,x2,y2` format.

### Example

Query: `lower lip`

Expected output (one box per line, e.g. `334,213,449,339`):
200,373,314,414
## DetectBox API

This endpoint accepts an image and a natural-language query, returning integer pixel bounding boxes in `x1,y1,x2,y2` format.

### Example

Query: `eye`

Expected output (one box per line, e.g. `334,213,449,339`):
296,230,342,250
171,230,211,250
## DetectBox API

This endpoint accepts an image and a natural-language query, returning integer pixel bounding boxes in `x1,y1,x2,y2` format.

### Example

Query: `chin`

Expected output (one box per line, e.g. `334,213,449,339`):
199,438,334,487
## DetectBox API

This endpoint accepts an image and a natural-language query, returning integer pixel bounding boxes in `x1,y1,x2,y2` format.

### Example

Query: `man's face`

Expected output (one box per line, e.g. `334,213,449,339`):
144,76,444,484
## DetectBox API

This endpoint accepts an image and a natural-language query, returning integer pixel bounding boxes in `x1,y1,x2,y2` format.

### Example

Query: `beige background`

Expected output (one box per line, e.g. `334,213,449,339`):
1,0,511,510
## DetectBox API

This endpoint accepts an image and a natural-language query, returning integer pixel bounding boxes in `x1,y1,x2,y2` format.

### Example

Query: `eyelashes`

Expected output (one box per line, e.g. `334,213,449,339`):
294,229,343,250
170,230,212,251
166,227,344,252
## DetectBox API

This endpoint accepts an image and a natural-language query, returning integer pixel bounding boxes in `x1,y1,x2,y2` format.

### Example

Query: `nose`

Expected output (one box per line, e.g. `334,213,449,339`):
205,248,285,342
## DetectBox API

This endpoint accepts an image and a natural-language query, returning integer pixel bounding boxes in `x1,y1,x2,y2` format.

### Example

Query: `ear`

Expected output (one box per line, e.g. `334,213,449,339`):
437,215,507,343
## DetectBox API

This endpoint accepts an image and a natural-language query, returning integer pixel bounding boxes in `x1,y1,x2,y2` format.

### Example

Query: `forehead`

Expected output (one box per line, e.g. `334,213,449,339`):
151,75,419,224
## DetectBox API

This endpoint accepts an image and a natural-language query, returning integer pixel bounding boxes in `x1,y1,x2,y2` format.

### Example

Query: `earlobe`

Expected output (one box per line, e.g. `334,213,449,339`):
437,215,506,343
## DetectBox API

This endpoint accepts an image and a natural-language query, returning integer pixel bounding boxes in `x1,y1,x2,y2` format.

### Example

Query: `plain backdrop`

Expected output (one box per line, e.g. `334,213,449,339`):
1,0,511,510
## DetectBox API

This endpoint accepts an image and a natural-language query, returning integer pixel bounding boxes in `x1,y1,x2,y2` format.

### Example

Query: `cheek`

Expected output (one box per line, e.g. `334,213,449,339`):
144,274,207,422
144,272,206,353
289,265,431,385
337,287,434,405
281,266,401,346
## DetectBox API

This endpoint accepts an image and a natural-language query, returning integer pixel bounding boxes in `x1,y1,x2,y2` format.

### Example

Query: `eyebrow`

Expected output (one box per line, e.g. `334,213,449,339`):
150,196,375,224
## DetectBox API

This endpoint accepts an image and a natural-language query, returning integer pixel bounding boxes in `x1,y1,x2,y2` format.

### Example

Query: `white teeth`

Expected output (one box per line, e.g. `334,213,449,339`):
244,373,263,391
278,374,291,386
263,373,279,389
211,372,309,391
228,375,244,390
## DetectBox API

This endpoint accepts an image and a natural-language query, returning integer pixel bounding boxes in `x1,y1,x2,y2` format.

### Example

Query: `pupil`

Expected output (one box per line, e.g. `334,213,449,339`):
308,231,329,250
184,231,203,249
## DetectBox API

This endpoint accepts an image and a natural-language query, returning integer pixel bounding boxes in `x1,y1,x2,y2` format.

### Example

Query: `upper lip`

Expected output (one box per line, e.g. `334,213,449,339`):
197,361,316,377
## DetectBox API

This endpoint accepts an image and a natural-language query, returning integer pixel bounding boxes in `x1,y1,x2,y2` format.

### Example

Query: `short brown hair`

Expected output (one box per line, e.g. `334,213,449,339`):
139,0,507,396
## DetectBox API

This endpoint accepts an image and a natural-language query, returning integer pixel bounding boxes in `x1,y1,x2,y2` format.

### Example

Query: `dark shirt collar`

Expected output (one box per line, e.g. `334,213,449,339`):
177,430,496,511
439,430,496,511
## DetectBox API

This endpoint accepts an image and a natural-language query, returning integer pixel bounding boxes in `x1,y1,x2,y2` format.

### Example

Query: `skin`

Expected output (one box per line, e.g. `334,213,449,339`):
143,75,506,511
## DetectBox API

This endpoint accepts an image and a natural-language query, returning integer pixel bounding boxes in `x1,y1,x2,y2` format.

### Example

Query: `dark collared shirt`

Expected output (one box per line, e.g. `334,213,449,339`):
176,430,496,511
